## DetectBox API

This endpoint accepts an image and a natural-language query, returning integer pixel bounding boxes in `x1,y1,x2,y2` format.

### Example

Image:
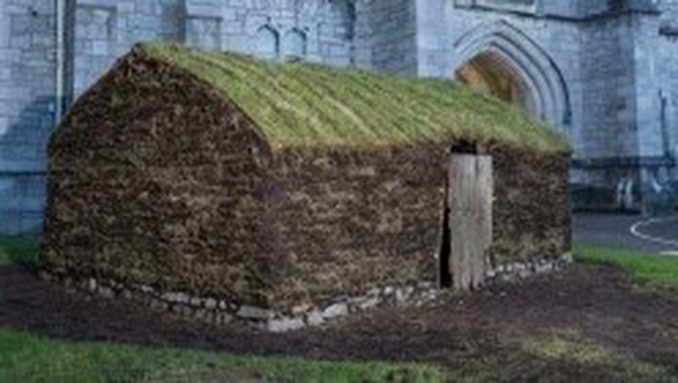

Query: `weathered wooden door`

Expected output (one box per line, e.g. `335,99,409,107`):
448,154,493,290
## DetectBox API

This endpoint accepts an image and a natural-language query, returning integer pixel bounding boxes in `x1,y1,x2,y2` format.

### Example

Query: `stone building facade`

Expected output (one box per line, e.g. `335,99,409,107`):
0,0,677,235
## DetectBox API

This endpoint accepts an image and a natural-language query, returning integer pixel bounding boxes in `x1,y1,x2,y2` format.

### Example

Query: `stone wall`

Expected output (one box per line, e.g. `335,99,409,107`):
0,0,56,235
68,0,387,101
661,0,678,22
658,0,678,183
579,16,638,161
359,0,418,73
72,0,192,99
39,251,573,333
190,0,356,67
576,0,610,16
573,10,673,210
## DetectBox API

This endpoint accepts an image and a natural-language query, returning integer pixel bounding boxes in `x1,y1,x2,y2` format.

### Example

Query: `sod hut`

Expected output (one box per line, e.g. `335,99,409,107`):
41,43,572,320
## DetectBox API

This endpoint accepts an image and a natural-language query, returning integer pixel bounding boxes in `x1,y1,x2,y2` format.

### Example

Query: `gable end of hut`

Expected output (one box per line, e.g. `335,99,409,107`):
41,50,286,307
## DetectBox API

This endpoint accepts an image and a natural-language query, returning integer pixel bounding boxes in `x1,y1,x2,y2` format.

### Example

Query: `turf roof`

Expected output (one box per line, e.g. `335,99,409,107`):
140,43,572,153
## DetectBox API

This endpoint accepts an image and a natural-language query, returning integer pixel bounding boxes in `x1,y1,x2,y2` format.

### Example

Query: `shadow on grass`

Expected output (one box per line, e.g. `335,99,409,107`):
0,237,40,271
520,329,676,382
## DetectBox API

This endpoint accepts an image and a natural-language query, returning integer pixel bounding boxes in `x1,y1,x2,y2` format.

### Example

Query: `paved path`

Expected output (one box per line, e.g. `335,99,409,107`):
573,213,678,254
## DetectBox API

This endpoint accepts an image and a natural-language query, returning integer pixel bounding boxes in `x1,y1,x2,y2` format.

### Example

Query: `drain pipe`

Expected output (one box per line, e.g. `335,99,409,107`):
660,90,672,159
55,0,66,124
624,178,634,210
615,178,635,210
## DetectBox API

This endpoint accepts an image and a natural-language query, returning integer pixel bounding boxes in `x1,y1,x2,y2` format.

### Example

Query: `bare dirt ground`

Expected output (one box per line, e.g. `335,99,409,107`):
1,262,678,382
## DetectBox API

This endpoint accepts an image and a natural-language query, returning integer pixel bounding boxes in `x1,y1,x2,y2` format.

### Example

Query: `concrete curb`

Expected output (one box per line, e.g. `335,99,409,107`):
629,216,678,248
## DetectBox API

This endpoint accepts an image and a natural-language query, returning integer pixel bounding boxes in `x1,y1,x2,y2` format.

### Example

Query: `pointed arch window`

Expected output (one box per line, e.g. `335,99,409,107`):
282,28,307,60
255,25,279,60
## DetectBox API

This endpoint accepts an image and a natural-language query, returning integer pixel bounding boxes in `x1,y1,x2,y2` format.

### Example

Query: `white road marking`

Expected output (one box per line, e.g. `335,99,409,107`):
629,216,678,248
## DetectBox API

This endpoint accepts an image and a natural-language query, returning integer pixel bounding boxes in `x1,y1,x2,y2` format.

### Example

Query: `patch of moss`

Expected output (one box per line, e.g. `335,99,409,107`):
521,330,673,381
0,237,39,268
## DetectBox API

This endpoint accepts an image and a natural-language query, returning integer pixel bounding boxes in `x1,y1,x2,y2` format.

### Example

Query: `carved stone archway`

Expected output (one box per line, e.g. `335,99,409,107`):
454,20,571,129
456,51,537,116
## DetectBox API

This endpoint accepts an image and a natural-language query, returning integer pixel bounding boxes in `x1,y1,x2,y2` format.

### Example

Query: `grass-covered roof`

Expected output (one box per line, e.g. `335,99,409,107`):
140,43,571,153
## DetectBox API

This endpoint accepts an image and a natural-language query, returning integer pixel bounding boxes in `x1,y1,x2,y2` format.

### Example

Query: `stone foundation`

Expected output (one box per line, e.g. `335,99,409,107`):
38,253,572,333
485,252,574,282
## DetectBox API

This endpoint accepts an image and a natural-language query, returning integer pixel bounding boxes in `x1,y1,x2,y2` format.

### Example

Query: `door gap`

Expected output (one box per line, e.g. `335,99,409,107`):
439,204,452,288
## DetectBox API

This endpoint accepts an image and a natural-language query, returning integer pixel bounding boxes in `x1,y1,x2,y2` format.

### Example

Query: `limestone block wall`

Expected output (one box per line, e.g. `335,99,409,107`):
71,0,186,98
359,0,418,73
576,0,611,16
69,0,364,98
660,0,678,22
539,0,578,17
204,0,356,67
578,16,638,161
0,0,56,235
67,0,423,113
631,13,663,159
658,4,678,181
574,11,672,208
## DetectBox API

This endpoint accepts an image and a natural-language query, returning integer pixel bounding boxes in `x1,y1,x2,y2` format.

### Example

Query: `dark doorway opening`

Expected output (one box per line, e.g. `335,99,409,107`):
450,140,478,155
439,204,452,288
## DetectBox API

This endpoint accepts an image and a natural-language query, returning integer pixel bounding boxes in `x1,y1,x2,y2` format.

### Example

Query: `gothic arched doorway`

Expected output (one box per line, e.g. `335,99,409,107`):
453,20,571,129
455,51,537,116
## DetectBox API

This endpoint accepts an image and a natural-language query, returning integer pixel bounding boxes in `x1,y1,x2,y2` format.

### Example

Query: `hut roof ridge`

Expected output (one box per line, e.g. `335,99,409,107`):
139,42,572,153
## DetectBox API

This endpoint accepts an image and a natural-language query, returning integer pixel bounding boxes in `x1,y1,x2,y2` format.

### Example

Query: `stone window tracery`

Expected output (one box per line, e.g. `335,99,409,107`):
254,25,280,60
282,28,308,59
455,0,539,13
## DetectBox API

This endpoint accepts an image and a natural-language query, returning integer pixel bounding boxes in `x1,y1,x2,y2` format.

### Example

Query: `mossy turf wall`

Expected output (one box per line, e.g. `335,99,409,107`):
268,146,571,308
269,146,446,307
41,44,571,310
42,53,280,306
491,149,571,264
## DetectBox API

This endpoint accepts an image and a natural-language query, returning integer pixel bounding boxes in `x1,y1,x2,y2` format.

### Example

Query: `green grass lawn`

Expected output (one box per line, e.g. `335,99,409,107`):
0,327,442,383
0,236,39,268
573,243,678,289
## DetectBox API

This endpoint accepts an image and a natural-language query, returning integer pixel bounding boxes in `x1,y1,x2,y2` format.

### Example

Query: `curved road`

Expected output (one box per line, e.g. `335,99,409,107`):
574,213,678,254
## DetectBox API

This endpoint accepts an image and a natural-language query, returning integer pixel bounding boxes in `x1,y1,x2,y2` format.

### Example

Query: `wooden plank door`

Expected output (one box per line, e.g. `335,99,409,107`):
448,154,493,290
